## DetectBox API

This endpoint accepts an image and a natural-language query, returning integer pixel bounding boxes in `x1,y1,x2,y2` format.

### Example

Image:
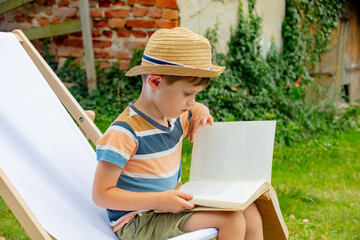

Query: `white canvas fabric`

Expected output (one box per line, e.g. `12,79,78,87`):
0,32,217,240
0,32,117,239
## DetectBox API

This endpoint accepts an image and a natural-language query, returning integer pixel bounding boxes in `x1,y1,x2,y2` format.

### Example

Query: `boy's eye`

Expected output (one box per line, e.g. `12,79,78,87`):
183,92,192,97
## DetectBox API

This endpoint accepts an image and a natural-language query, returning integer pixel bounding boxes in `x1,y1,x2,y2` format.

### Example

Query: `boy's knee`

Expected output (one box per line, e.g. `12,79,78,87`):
244,204,263,231
224,211,246,230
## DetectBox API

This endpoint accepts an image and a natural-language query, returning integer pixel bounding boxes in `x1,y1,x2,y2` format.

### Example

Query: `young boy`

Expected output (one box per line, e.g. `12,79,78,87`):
92,27,263,240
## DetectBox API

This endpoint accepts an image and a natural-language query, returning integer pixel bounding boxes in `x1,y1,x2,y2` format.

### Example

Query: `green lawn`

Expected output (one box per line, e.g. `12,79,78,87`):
1,128,359,239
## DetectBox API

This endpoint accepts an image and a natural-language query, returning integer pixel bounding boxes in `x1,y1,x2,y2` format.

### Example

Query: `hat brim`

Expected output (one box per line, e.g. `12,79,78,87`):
125,64,225,78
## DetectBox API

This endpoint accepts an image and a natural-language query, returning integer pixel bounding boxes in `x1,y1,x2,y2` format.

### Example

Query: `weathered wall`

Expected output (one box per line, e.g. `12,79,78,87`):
0,0,179,69
0,0,285,70
178,0,285,55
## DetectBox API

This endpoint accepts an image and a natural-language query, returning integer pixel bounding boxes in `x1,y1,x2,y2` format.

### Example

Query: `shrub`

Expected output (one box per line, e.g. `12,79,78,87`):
43,0,359,145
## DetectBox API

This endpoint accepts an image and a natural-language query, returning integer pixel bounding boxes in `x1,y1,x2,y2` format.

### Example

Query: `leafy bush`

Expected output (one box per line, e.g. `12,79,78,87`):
197,0,358,145
43,0,359,145
48,50,143,118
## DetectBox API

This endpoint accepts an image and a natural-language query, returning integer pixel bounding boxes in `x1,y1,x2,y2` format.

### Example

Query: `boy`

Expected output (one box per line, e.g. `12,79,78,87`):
92,27,263,240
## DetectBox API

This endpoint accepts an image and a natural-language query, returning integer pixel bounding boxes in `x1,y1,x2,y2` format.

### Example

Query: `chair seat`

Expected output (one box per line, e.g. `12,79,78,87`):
169,228,218,240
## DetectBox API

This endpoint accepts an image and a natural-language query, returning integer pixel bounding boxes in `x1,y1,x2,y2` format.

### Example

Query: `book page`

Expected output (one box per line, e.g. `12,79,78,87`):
189,121,276,183
179,181,269,205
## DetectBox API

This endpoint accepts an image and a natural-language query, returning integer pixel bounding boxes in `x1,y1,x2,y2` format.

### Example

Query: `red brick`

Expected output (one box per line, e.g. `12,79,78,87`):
74,58,82,65
124,40,147,49
117,29,131,37
48,46,57,56
70,1,79,7
52,17,62,24
15,15,27,23
64,38,83,48
148,7,161,18
89,0,97,7
117,51,130,59
102,30,113,38
92,29,101,38
108,19,126,29
105,9,131,18
14,7,28,15
98,61,110,68
95,49,114,59
128,0,154,5
163,9,178,20
58,46,71,57
126,19,154,28
70,48,84,57
93,40,112,48
133,7,147,17
154,20,178,29
58,0,69,7
119,60,130,70
99,0,111,7
38,17,50,26
63,18,74,22
53,7,77,17
148,31,155,37
113,1,125,7
44,0,56,6
90,9,104,18
93,20,108,28
27,16,35,24
45,7,53,16
53,35,67,45
35,45,44,54
132,30,147,38
138,0,155,6
70,32,82,37
156,0,177,9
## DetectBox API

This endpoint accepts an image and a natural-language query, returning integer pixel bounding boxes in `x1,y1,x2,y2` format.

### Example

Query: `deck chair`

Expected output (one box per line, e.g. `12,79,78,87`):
0,30,218,240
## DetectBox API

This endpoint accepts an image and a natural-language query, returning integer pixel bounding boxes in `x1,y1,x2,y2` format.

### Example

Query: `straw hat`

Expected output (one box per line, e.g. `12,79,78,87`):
125,27,225,78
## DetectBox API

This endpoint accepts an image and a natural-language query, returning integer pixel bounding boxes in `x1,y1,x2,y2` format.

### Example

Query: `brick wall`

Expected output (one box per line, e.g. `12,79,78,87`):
0,0,179,70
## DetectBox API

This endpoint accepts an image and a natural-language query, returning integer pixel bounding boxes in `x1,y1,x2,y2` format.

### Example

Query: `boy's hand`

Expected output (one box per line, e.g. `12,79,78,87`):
188,102,213,142
156,190,195,213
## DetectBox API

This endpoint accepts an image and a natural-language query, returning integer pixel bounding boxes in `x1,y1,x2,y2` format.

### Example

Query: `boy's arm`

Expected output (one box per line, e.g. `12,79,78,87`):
92,161,195,213
187,102,213,142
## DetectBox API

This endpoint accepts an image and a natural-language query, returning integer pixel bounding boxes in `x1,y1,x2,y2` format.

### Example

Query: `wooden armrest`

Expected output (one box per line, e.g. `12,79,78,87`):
80,110,96,140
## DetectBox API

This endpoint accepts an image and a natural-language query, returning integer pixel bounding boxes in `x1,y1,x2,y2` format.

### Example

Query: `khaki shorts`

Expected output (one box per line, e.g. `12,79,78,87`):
115,211,193,240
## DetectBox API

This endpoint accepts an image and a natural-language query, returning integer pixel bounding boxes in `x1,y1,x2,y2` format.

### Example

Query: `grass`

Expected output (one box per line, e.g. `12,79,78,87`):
272,128,360,239
1,126,359,239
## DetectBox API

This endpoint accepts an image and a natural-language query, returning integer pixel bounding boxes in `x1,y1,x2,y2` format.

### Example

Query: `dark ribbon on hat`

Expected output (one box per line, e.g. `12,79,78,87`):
142,53,212,70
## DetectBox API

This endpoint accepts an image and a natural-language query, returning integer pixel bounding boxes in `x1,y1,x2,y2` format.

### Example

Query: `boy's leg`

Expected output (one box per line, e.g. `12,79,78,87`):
243,203,263,240
181,211,246,240
181,203,263,240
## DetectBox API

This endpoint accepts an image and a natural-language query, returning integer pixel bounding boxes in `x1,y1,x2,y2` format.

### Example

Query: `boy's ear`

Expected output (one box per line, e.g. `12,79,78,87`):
148,74,163,89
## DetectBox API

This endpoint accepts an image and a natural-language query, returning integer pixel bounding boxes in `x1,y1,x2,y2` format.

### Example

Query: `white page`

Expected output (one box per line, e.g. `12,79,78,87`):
0,33,117,240
189,121,276,183
180,181,267,204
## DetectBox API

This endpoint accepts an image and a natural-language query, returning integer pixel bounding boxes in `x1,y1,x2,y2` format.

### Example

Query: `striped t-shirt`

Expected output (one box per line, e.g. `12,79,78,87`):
96,102,190,231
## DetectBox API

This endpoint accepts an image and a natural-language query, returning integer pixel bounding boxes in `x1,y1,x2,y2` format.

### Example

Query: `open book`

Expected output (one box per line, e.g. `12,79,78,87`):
179,121,289,239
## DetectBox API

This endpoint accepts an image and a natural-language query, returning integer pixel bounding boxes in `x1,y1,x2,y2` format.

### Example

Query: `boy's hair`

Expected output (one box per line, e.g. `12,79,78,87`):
141,74,210,87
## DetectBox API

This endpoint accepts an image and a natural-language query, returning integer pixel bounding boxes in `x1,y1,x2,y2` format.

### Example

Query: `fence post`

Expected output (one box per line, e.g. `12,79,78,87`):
79,0,97,95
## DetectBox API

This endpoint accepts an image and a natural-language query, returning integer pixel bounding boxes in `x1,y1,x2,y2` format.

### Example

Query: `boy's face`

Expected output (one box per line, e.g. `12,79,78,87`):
150,75,205,119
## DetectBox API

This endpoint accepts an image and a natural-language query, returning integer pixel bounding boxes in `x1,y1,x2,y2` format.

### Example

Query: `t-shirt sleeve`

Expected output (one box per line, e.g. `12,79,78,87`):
96,122,138,169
